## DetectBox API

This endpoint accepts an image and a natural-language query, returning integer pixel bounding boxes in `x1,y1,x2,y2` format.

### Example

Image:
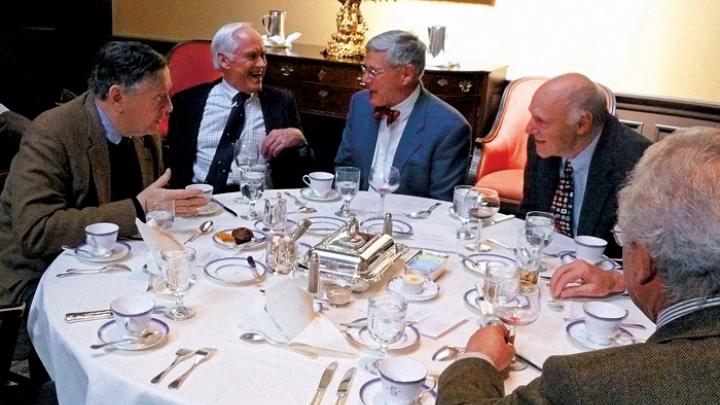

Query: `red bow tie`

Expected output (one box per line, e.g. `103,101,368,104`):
373,106,400,125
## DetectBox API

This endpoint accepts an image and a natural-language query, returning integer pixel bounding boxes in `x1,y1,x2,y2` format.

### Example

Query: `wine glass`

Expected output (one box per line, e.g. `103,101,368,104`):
493,278,541,371
516,229,543,284
239,165,266,220
525,211,555,271
480,262,518,320
334,166,361,217
233,138,259,204
467,187,500,252
160,247,197,320
365,294,407,374
453,186,475,243
368,166,400,216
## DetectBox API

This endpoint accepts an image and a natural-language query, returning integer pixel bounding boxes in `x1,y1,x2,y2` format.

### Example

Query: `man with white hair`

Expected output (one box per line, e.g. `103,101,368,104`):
437,126,720,403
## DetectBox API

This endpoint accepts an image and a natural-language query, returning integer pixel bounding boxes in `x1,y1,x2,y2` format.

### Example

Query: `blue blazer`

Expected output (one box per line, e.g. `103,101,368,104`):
334,88,471,201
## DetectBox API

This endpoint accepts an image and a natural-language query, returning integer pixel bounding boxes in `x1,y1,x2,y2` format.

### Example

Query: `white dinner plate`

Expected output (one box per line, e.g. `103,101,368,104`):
96,318,168,351
203,256,267,285
461,253,515,276
344,318,420,352
212,229,267,251
300,187,341,202
195,201,223,216
72,242,131,263
566,319,635,351
360,217,413,237
360,378,437,405
253,219,298,233
387,277,439,302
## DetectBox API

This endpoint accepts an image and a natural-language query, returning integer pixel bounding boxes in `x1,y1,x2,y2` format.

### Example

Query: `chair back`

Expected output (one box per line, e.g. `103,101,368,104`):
166,40,221,97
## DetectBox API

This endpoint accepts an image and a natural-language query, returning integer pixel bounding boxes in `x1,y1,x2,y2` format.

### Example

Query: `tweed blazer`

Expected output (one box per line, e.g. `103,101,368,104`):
0,110,31,171
437,305,720,404
0,93,163,304
518,116,651,257
334,88,471,202
164,80,312,190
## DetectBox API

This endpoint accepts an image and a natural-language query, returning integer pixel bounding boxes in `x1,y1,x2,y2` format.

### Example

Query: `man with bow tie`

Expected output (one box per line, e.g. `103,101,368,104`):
334,30,471,201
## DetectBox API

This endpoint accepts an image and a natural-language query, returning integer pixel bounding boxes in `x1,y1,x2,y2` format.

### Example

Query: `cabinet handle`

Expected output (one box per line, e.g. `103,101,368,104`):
318,69,327,81
280,65,294,77
437,79,448,87
318,90,329,98
458,80,473,93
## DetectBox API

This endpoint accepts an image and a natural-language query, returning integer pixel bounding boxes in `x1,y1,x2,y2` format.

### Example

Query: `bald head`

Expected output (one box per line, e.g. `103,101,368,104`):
536,73,608,128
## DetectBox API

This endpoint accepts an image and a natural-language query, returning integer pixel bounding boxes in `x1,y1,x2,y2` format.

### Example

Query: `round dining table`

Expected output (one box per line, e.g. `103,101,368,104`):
28,189,655,404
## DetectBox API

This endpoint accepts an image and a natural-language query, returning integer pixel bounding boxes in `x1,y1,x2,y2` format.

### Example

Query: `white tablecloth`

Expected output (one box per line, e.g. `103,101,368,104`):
28,189,654,404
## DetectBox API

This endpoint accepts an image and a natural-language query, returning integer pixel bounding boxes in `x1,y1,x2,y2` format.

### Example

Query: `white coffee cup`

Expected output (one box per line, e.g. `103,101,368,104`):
185,183,214,200
402,274,425,295
377,358,437,405
302,172,334,197
85,222,119,256
574,235,608,264
583,301,628,345
110,294,155,337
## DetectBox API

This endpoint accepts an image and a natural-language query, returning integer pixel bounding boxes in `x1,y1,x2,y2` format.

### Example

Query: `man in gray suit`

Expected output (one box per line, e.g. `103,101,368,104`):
0,41,207,305
335,30,470,202
438,127,720,404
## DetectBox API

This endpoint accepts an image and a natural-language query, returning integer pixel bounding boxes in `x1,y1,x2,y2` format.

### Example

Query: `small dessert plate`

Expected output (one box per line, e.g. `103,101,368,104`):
387,277,439,302
461,253,515,276
212,229,267,251
300,187,341,202
359,378,437,405
305,216,347,235
195,201,223,216
361,218,414,236
566,319,636,351
73,242,131,263
253,219,298,233
204,256,267,285
344,318,420,352
96,318,168,351
559,251,621,270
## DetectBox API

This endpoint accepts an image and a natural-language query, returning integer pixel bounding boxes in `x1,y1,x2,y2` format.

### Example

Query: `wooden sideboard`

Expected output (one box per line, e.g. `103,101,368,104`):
264,44,507,171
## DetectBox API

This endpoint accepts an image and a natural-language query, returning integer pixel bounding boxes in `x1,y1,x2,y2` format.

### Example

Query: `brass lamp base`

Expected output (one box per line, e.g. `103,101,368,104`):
324,0,367,60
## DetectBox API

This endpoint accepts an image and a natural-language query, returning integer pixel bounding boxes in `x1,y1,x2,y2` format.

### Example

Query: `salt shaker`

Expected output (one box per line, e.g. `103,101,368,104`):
383,212,393,236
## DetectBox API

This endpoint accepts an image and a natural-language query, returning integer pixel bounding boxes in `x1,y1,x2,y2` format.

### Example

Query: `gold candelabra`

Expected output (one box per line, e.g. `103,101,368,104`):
324,0,393,61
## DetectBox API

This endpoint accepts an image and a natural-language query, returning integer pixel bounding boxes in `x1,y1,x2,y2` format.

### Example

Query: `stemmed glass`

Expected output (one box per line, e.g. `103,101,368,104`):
467,187,500,252
239,165,266,220
493,278,541,371
233,138,260,204
160,247,197,320
365,294,407,374
334,166,361,217
368,166,400,216
525,211,555,271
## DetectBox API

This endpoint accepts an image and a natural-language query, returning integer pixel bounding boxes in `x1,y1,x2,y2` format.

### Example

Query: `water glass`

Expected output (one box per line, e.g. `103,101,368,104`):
468,187,500,252
334,166,360,217
233,138,260,203
525,211,555,248
453,185,474,242
161,248,196,320
240,166,266,220
146,199,175,229
368,166,400,216
516,229,543,284
366,294,407,374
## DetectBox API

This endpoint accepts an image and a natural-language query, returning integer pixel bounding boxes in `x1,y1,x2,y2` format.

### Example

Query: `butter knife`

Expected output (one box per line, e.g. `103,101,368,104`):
335,367,356,405
310,361,337,405
65,306,165,323
212,198,237,217
247,256,260,280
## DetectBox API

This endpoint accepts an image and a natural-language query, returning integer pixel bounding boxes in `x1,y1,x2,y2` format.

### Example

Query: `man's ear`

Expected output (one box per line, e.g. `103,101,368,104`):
400,64,416,86
576,110,593,135
107,85,124,112
632,240,657,286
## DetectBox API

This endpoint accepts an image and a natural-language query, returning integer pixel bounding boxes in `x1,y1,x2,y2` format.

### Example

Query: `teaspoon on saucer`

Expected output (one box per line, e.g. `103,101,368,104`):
406,202,442,219
184,220,213,244
90,330,157,349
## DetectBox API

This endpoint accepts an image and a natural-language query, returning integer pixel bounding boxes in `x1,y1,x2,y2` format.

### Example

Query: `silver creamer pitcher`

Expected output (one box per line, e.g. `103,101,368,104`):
262,10,286,38
427,25,446,57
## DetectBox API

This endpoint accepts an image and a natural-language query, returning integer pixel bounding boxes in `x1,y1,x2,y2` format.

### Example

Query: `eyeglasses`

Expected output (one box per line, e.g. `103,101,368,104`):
360,65,387,79
611,223,624,247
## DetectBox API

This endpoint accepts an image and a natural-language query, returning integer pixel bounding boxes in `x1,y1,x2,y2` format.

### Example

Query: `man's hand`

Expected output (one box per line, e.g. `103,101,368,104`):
465,324,515,371
136,169,208,216
261,128,305,159
550,260,625,298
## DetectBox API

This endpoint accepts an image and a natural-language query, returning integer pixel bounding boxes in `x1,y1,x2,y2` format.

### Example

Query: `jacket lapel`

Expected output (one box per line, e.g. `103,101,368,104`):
391,89,427,172
578,127,615,235
84,96,112,205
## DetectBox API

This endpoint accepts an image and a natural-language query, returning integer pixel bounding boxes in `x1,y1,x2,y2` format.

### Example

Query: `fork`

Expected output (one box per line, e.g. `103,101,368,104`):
168,347,217,389
151,348,194,383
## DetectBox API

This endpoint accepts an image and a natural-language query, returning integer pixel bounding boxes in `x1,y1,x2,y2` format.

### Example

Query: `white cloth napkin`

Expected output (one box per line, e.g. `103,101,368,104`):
238,280,357,356
426,50,459,68
135,218,183,272
262,32,302,48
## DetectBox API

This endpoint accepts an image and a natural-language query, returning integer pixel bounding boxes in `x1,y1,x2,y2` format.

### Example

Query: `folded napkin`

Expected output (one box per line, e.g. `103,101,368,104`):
262,32,302,48
135,218,183,272
238,280,357,356
426,50,459,68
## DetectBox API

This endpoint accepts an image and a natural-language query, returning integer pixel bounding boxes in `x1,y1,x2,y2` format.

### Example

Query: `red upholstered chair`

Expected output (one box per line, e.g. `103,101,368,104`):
468,77,616,213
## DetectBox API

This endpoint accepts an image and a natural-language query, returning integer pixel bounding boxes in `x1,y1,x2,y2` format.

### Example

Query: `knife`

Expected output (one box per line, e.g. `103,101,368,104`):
335,367,356,405
247,256,260,280
310,361,337,405
212,198,238,217
65,306,165,323
515,352,543,372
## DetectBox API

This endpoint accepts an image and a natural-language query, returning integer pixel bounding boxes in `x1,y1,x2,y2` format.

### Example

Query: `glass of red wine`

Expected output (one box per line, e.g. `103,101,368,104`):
493,278,540,371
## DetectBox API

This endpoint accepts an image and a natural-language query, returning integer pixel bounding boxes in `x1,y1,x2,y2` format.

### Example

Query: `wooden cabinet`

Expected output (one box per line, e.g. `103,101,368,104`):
264,44,507,168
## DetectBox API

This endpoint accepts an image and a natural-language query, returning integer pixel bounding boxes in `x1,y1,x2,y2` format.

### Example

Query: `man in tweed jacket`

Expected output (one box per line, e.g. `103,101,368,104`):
438,127,720,404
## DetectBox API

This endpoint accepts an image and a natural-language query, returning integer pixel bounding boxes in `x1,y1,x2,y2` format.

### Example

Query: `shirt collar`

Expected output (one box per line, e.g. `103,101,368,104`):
389,85,421,121
657,295,720,329
220,79,258,103
94,100,123,145
563,125,603,172
0,103,9,115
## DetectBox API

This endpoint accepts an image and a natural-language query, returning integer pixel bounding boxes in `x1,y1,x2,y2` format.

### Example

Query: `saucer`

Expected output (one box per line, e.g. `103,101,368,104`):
344,318,420,352
195,201,223,216
566,319,636,351
463,288,493,315
253,219,298,233
361,218,413,237
212,229,267,251
96,318,169,351
360,378,437,405
559,251,621,270
305,216,347,235
387,277,439,302
461,253,515,276
300,187,341,202
73,242,131,263
204,256,267,285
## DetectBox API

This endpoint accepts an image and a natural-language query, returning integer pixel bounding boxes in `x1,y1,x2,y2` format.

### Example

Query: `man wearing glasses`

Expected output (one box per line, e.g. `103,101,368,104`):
334,30,471,202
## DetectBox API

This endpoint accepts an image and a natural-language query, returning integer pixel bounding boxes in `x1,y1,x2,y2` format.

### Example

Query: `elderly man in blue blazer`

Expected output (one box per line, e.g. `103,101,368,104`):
334,30,471,202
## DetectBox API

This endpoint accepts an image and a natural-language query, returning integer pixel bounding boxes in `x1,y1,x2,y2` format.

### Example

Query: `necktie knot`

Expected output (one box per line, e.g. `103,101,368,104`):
233,92,250,106
373,106,400,124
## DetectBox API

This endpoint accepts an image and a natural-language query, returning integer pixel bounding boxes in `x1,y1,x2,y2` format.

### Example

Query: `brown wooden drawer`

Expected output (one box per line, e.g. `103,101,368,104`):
266,58,364,90
423,73,484,97
278,82,355,118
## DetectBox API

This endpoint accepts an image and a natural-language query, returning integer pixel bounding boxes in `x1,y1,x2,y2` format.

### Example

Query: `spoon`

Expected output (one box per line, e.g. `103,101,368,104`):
57,263,133,277
287,206,317,214
283,191,310,208
432,345,464,361
61,244,111,258
239,331,319,358
184,220,213,244
90,330,157,349
406,202,442,219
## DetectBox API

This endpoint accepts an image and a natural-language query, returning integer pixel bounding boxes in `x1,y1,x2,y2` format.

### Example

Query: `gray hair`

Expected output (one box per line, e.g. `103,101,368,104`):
88,41,167,100
565,81,609,129
366,30,426,78
618,127,720,301
210,22,254,70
